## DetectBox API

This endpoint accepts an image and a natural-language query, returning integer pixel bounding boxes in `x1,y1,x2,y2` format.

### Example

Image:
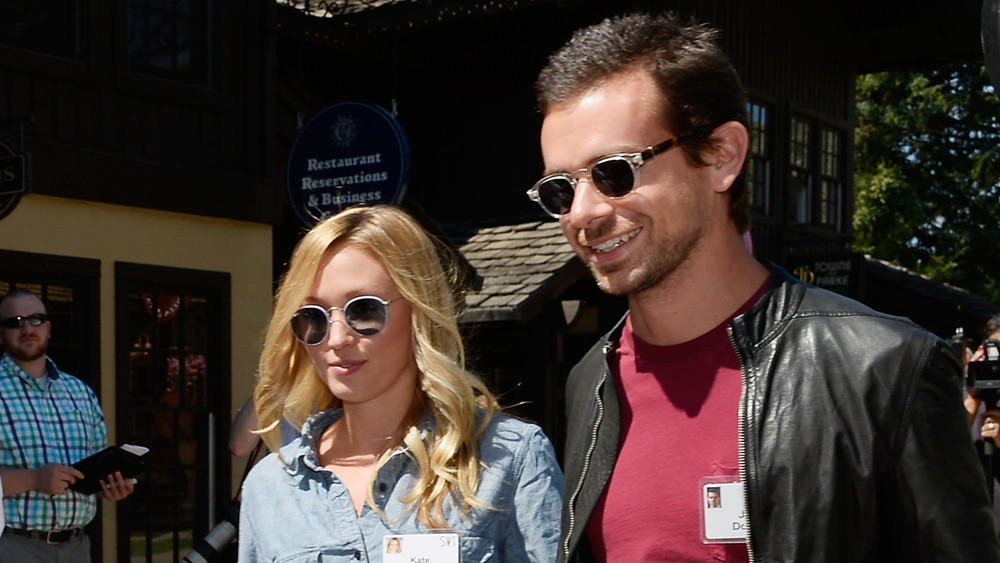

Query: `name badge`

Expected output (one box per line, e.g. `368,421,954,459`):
700,478,747,543
383,533,459,563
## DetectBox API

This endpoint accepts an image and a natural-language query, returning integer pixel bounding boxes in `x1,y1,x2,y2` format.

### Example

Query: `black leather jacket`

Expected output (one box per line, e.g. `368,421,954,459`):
560,266,1000,562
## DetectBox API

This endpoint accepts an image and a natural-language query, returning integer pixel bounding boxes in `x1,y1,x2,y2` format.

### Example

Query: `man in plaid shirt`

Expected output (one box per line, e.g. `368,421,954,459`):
0,289,134,562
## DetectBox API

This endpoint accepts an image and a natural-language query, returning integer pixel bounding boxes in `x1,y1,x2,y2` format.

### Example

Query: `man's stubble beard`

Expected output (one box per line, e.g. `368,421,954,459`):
3,335,48,363
588,221,706,298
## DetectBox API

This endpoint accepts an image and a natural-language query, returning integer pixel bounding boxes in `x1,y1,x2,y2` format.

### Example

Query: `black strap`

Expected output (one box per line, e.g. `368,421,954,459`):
232,438,264,503
4,527,83,544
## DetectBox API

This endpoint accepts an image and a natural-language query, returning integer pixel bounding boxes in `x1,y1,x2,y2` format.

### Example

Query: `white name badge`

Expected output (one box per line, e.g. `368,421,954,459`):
382,533,459,563
700,478,747,543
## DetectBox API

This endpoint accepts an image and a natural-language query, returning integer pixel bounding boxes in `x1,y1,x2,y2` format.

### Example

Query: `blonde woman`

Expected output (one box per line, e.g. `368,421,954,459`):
239,205,563,562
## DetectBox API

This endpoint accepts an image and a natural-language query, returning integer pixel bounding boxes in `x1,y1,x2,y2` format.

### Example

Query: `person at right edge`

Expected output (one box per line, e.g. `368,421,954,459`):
527,11,1000,562
966,313,1000,530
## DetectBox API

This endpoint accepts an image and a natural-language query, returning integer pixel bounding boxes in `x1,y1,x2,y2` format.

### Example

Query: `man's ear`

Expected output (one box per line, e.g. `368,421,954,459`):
708,121,748,193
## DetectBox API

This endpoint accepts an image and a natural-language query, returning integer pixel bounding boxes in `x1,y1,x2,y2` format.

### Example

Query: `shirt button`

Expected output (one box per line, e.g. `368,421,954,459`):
378,482,388,493
354,550,362,560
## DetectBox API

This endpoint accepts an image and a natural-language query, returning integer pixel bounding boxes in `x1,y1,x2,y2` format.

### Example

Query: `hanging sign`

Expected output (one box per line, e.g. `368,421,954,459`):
0,138,28,221
286,102,410,226
790,253,861,297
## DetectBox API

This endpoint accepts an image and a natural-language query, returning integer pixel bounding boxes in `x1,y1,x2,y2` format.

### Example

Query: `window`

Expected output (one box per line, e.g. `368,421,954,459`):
0,0,83,59
819,126,843,230
128,0,211,85
747,101,772,215
787,114,846,232
788,116,812,224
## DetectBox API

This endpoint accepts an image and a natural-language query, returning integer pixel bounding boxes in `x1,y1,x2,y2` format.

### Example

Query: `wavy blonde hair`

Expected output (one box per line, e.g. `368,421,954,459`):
254,204,497,528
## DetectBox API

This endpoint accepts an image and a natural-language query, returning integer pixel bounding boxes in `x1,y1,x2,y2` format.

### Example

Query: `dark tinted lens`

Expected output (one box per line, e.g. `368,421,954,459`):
537,177,575,216
344,297,389,336
591,157,636,197
290,307,329,345
0,314,46,328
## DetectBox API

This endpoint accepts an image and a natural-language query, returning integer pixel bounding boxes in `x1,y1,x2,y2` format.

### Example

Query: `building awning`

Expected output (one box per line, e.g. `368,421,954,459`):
274,0,555,34
446,219,585,324
862,255,999,338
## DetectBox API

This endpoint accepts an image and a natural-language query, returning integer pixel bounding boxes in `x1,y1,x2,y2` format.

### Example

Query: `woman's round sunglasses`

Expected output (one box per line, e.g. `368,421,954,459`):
290,296,401,345
526,130,704,218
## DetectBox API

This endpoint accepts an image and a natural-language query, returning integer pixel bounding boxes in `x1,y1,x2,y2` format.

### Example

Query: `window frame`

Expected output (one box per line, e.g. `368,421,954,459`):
786,112,848,233
747,98,774,217
126,0,213,86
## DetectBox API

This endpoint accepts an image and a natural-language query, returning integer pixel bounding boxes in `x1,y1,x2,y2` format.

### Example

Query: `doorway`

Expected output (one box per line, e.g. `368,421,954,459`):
115,262,231,563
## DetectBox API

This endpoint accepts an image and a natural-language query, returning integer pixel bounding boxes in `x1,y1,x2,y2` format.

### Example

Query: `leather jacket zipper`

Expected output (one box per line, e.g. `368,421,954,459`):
562,341,611,561
729,324,755,562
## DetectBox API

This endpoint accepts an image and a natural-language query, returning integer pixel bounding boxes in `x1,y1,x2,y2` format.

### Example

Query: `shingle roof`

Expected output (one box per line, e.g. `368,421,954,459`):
445,219,585,323
277,0,414,18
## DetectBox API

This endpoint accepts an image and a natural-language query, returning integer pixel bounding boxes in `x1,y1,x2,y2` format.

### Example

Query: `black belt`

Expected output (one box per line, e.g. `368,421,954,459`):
4,526,84,544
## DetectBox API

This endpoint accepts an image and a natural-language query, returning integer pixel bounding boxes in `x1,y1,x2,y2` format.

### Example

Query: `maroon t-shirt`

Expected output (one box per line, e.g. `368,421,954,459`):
585,285,766,562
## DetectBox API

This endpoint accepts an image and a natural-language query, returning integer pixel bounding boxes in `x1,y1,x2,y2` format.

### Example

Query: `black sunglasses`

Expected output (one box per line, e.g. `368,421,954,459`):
526,130,704,218
290,296,401,345
0,313,47,329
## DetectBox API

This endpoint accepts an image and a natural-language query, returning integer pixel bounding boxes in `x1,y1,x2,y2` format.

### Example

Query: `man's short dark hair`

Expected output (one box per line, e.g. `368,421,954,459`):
536,12,751,233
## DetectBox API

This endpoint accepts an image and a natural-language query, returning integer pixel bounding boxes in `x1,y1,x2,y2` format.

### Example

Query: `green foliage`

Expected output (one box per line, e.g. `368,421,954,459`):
854,63,1000,302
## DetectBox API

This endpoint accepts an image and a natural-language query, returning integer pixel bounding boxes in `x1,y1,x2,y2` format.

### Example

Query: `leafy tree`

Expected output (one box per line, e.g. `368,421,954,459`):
854,63,1000,302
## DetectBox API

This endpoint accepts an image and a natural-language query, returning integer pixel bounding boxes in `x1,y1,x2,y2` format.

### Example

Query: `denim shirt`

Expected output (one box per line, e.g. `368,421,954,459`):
239,408,563,562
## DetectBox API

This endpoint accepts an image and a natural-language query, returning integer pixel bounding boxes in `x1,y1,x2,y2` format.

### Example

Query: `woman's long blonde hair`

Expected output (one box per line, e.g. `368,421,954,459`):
254,204,497,528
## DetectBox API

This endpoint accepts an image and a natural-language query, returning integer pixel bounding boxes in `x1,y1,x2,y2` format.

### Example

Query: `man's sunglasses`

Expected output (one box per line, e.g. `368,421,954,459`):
0,313,47,329
526,130,704,218
290,296,401,345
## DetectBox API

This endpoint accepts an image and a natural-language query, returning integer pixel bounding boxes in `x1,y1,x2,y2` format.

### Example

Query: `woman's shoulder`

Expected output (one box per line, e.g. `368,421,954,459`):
244,437,310,490
478,412,555,457
475,412,563,493
482,411,544,435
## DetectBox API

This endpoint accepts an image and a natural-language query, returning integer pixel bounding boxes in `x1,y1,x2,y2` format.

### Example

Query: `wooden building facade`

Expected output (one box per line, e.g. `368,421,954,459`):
0,2,276,561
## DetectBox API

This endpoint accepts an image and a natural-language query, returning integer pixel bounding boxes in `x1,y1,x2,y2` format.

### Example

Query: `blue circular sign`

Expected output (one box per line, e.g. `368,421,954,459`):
286,102,410,226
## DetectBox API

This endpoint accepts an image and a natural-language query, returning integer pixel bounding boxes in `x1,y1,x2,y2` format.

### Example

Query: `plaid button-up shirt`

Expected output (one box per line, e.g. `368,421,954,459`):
0,354,106,531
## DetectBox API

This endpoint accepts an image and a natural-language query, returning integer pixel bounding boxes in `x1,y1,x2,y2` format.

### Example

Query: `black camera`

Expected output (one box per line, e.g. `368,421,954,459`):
181,500,239,563
968,339,1000,392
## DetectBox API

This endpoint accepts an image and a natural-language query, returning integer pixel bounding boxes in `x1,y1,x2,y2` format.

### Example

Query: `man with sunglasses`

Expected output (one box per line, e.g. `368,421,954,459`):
531,12,999,562
0,289,134,562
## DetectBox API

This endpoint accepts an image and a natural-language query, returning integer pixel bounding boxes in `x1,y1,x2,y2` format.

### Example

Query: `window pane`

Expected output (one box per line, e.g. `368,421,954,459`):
0,0,82,59
790,116,810,168
789,116,813,223
747,101,771,215
125,285,218,561
819,127,843,229
128,0,210,85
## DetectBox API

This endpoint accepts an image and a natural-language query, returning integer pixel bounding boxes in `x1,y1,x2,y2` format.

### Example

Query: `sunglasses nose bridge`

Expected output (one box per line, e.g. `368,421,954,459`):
324,306,356,331
563,175,621,229
325,316,356,345
311,307,356,347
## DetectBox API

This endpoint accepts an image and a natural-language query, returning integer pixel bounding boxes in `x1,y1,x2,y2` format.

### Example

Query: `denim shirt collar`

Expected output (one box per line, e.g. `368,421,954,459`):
283,408,435,477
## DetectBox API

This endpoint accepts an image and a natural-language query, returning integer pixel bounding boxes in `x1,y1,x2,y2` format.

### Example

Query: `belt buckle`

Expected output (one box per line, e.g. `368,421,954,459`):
46,530,64,544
